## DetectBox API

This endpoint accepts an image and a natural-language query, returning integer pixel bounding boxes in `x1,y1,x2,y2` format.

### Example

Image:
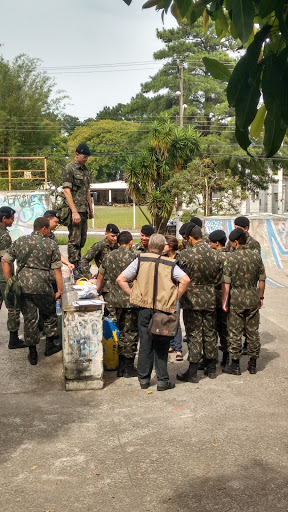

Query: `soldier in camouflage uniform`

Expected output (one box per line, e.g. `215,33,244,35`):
0,206,26,349
61,143,93,278
227,216,261,355
97,231,138,378
2,217,63,366
44,210,75,291
81,223,119,315
177,223,221,383
222,228,266,375
135,225,154,253
209,230,230,367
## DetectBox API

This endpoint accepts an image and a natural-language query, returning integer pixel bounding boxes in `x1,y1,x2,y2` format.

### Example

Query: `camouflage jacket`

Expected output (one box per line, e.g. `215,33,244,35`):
222,246,266,310
0,224,13,282
3,232,62,295
178,241,221,310
214,247,230,307
135,244,149,253
246,233,261,254
48,231,58,282
62,160,91,213
99,246,137,307
81,238,118,292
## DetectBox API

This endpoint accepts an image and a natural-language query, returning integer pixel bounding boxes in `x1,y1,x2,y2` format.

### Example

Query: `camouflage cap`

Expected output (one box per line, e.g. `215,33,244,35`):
76,143,91,156
234,216,249,228
185,222,197,237
209,229,227,244
229,228,247,244
190,215,203,227
141,225,154,236
0,206,15,217
179,222,190,236
106,223,120,234
44,210,60,219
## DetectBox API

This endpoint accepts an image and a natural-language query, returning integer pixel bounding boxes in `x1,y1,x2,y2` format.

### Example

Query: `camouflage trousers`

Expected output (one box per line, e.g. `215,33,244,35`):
227,307,261,360
183,309,218,363
102,292,116,318
21,293,58,346
68,212,88,265
116,307,138,359
216,307,228,353
0,280,20,332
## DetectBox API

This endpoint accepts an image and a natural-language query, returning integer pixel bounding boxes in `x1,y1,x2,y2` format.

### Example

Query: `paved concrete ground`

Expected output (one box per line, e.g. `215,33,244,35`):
0,278,288,512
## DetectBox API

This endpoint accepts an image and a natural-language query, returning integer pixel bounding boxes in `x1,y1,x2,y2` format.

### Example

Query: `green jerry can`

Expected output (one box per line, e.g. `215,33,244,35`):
102,316,120,370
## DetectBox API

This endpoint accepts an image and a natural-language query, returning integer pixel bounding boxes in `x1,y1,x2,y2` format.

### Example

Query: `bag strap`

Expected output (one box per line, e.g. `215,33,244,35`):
152,255,162,312
16,238,43,275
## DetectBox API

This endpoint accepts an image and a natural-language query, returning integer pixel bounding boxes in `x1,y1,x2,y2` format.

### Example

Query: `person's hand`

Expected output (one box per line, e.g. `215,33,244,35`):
222,304,228,313
67,263,75,271
55,291,62,300
89,278,97,285
72,211,81,225
259,298,264,309
89,209,94,220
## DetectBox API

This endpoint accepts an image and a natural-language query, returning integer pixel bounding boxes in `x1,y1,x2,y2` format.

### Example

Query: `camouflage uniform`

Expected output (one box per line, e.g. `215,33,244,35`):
62,160,91,265
215,248,230,352
135,244,148,253
222,246,266,360
99,246,138,359
0,225,20,332
81,238,118,314
179,241,221,363
3,232,62,346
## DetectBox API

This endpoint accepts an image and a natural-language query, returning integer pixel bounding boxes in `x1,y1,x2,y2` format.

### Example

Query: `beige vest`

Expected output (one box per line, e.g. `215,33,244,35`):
130,253,178,313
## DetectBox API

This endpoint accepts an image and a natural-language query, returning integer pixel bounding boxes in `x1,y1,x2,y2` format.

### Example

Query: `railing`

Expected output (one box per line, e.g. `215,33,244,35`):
0,157,47,191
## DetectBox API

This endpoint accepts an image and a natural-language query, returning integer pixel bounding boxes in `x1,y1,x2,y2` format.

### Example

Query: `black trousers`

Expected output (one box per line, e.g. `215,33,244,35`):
137,307,172,387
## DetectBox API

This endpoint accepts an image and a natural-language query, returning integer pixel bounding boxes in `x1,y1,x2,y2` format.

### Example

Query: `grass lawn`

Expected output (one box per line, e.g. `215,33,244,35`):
88,205,151,230
55,235,140,255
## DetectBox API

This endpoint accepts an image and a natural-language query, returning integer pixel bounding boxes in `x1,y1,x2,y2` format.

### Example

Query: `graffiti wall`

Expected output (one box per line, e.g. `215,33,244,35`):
0,190,51,241
205,216,288,271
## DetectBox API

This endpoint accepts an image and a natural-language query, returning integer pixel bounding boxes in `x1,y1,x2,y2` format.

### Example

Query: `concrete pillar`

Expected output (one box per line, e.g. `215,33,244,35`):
108,189,112,206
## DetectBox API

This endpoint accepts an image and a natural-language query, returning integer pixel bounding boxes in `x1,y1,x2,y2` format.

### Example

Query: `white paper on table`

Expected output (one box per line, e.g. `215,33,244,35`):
72,300,106,307
73,284,97,290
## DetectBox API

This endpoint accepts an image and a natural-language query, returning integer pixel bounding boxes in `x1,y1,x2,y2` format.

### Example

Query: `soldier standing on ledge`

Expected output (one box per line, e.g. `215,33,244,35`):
2,217,63,366
97,231,138,378
0,206,26,350
62,143,93,279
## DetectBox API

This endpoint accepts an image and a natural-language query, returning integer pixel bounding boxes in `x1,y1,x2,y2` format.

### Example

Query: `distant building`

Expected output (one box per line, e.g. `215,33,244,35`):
90,181,130,205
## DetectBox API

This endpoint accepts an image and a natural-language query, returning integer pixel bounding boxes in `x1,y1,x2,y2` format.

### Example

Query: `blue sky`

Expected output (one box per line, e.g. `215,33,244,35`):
1,0,176,119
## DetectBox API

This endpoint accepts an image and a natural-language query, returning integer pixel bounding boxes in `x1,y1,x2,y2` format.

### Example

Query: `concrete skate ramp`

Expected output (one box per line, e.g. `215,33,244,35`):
204,215,288,287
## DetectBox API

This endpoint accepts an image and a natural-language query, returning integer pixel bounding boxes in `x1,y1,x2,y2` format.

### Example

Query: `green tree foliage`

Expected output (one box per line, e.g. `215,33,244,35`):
125,113,200,232
0,53,66,190
171,157,241,217
67,119,143,182
122,0,288,156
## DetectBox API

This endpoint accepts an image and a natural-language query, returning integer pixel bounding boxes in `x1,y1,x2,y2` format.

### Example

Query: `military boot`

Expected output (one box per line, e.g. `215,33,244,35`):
248,358,257,374
116,355,125,377
222,359,241,375
198,357,208,370
176,362,199,383
44,337,62,357
221,351,229,367
204,358,217,379
8,331,27,349
28,345,38,365
123,357,138,378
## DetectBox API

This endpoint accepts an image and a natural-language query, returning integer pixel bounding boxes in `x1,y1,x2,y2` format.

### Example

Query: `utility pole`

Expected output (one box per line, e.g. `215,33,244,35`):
179,61,184,128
